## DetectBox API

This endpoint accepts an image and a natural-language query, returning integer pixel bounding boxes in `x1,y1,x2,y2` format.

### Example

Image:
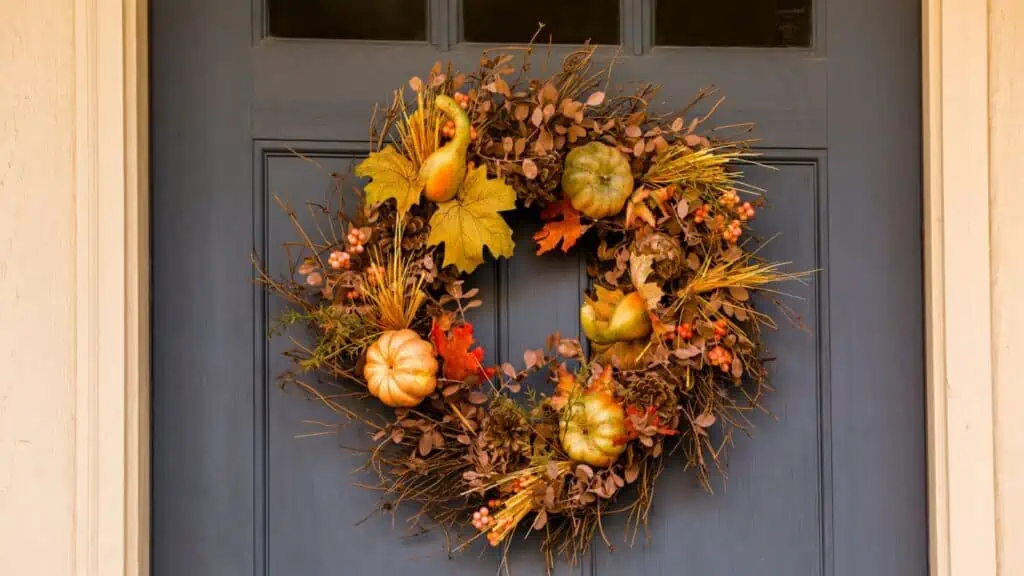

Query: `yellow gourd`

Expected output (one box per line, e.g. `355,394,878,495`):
420,95,470,203
562,142,634,219
558,367,627,467
364,329,438,408
579,287,652,345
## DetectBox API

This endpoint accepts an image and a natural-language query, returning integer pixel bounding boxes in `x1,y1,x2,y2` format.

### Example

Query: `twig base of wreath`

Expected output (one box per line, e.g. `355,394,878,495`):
257,42,809,570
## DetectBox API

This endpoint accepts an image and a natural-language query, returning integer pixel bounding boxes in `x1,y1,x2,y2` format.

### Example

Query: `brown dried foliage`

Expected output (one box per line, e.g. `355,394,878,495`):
257,40,809,574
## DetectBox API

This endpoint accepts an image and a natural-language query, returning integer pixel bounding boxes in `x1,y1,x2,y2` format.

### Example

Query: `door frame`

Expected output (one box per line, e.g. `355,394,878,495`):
70,0,1005,573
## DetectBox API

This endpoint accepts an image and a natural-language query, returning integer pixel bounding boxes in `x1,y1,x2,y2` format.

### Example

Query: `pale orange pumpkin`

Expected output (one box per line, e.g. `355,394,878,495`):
558,367,626,467
364,329,439,408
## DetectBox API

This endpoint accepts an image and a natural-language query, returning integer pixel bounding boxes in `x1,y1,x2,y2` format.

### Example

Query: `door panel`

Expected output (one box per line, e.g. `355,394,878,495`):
251,44,826,146
595,155,829,575
153,0,925,574
257,143,577,574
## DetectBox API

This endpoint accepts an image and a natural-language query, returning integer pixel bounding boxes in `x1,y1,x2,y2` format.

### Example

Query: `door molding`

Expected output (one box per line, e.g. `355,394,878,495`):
73,0,148,574
76,0,1006,574
922,0,1000,574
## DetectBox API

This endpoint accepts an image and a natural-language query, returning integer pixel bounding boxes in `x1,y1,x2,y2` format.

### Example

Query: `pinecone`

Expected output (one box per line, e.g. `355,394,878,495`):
622,373,678,422
482,400,534,468
400,214,430,251
632,232,684,280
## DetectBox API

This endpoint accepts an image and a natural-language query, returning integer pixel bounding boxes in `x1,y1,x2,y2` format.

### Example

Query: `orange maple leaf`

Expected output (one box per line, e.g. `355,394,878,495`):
549,364,578,410
430,320,496,384
533,198,586,255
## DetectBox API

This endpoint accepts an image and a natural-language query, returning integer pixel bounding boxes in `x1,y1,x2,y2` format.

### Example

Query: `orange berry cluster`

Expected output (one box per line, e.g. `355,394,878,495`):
708,346,733,372
737,201,756,221
507,476,531,493
441,93,478,140
693,203,710,224
486,517,517,547
327,250,350,270
441,120,478,141
722,218,743,243
676,322,693,340
471,506,493,531
712,319,728,340
346,227,367,254
701,189,755,242
366,263,383,282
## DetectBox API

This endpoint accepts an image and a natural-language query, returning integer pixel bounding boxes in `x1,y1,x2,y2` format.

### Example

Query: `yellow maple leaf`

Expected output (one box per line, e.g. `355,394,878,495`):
427,165,516,274
355,145,423,217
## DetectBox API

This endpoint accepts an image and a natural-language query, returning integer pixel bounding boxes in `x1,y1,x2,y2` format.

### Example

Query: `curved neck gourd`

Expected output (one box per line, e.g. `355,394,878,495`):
420,95,471,203
435,95,470,151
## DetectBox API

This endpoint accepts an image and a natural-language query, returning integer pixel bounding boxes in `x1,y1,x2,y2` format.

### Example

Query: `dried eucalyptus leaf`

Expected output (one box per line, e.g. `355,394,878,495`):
418,433,433,456
532,510,548,530
673,345,701,360
531,106,544,127
522,158,538,180
695,412,717,428
729,286,750,301
624,462,639,484
547,461,560,479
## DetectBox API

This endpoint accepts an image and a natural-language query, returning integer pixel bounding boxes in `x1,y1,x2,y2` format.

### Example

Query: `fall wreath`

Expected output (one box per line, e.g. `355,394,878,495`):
258,43,806,570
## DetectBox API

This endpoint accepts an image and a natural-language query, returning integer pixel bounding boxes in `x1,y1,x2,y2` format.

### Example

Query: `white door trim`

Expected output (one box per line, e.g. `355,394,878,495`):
73,0,148,574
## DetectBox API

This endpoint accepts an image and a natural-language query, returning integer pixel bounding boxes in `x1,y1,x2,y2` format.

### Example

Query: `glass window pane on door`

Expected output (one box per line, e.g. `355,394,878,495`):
463,0,619,44
267,0,428,41
655,0,811,47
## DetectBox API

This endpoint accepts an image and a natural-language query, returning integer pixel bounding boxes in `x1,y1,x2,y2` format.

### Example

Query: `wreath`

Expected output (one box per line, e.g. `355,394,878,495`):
258,43,806,569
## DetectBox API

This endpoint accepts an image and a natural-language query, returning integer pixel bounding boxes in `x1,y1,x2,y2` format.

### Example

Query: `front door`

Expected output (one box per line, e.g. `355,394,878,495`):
152,1,925,574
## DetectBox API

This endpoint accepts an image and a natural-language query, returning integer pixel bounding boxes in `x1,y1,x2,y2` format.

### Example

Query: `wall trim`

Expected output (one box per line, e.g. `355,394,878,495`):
923,0,999,575
73,0,149,574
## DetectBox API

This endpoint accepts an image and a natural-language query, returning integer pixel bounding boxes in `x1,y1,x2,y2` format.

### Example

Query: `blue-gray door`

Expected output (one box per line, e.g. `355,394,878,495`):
152,1,926,575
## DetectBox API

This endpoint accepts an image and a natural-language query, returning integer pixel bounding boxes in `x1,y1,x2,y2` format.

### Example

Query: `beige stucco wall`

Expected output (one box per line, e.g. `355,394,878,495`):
990,0,1023,573
0,1,1020,575
0,1,77,575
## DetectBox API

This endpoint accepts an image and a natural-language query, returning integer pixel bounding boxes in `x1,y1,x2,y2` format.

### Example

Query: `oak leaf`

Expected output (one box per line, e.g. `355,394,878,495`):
533,197,587,255
355,145,423,217
629,254,665,310
625,187,657,230
427,165,515,274
430,320,496,384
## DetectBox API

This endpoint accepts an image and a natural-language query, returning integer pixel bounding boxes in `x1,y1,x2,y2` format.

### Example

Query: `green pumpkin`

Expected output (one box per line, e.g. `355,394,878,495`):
562,142,634,219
